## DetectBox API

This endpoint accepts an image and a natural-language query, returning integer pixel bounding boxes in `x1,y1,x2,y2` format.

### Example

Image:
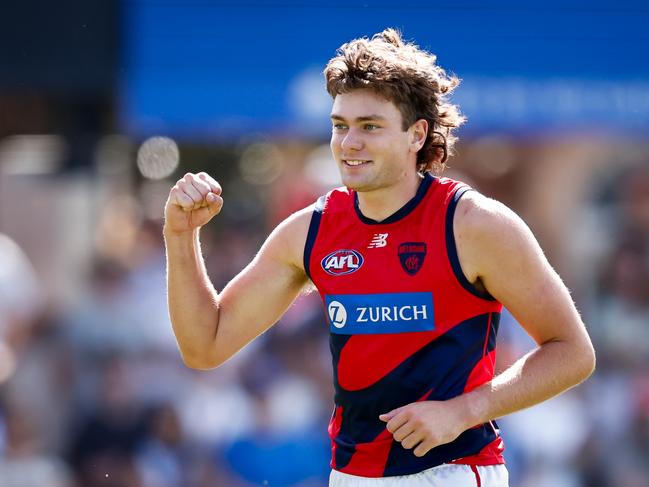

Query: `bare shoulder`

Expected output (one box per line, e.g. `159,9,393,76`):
453,188,593,356
262,204,316,273
453,190,543,286
455,190,530,239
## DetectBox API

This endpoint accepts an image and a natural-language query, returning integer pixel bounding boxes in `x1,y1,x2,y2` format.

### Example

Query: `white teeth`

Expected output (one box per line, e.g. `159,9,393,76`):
345,160,367,166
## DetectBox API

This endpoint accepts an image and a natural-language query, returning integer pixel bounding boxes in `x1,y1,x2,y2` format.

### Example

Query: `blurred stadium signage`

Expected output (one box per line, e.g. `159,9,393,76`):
119,0,649,138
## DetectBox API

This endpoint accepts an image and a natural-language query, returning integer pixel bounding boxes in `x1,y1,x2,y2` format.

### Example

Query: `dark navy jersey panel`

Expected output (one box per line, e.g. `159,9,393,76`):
445,187,497,301
303,195,326,280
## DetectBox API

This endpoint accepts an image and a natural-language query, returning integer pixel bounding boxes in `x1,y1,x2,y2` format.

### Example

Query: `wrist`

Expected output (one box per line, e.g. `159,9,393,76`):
451,389,487,430
163,225,198,239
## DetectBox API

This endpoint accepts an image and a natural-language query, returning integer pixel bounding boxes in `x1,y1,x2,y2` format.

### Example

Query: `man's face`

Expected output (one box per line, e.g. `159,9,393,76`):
330,89,417,192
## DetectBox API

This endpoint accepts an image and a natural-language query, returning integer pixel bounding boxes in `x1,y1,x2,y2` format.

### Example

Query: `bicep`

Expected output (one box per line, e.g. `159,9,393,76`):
212,211,311,363
457,196,586,346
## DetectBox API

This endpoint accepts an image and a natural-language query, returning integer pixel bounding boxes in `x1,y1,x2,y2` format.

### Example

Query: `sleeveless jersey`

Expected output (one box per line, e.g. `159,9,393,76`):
303,174,505,478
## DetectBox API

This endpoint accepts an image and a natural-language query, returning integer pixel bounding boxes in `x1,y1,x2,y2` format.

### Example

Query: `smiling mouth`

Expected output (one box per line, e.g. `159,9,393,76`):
344,159,372,166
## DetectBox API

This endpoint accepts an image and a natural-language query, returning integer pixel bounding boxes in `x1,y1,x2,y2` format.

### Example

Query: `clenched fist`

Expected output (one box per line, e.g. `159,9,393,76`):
164,172,223,234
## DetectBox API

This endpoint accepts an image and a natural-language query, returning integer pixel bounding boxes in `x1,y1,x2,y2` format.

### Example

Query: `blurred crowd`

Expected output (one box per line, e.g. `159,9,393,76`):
0,137,647,487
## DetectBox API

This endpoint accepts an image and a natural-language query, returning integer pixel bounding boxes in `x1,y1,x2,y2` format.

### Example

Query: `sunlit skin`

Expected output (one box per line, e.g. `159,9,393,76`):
330,89,428,222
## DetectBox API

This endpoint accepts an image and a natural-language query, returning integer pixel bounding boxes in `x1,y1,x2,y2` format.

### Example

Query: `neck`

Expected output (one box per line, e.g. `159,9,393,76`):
356,172,424,222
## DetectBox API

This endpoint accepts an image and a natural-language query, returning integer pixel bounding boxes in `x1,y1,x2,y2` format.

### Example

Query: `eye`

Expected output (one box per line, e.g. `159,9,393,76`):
364,123,379,131
332,123,347,131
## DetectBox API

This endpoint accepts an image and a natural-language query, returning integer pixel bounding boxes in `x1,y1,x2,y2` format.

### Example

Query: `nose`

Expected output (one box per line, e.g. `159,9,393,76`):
340,129,363,152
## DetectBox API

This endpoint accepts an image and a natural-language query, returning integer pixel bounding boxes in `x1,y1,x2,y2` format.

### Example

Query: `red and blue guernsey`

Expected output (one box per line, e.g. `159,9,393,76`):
303,173,505,477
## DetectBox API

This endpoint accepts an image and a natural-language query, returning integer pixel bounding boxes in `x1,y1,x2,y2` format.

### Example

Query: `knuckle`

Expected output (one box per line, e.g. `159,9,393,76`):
192,183,206,194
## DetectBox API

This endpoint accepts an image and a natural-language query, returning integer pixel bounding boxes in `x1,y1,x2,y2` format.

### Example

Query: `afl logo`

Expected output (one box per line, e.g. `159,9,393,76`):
327,300,347,328
321,249,364,276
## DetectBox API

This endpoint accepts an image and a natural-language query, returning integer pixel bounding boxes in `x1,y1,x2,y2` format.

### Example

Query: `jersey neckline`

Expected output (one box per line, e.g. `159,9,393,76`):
353,173,436,225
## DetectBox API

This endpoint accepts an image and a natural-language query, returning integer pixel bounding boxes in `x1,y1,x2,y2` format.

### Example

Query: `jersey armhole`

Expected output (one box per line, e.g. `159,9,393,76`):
303,195,326,281
445,187,497,301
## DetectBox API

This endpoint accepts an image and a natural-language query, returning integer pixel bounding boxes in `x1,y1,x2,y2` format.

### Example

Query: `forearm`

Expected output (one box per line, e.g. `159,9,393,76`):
456,338,595,428
165,228,220,368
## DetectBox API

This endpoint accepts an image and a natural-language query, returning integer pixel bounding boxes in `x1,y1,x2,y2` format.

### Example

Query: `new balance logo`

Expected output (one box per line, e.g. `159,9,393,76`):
367,233,389,248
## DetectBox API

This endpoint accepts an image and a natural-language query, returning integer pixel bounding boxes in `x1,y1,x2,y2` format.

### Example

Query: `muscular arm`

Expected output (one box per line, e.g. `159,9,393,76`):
452,192,596,426
382,191,595,456
164,173,312,369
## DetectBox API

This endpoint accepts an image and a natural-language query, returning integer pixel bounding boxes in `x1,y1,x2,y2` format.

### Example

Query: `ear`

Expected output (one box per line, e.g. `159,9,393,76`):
408,119,428,153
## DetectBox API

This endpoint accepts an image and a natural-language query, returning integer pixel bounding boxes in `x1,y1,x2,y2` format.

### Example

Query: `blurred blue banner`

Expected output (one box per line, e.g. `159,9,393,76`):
119,0,649,138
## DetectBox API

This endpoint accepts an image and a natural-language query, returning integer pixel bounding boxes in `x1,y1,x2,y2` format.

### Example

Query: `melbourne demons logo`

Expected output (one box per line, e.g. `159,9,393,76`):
398,242,427,275
321,249,364,276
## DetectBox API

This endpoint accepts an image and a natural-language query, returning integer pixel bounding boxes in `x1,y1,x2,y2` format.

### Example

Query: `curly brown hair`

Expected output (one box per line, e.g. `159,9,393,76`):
324,28,465,174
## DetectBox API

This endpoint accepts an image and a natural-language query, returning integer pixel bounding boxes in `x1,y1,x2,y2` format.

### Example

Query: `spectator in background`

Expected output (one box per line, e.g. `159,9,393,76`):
0,233,74,486
135,403,188,487
67,354,144,487
0,233,44,357
619,165,649,239
594,232,649,369
0,396,74,487
575,162,649,487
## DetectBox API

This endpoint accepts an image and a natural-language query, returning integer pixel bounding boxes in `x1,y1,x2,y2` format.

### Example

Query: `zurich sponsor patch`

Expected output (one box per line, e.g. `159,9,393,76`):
325,292,434,334
321,249,364,276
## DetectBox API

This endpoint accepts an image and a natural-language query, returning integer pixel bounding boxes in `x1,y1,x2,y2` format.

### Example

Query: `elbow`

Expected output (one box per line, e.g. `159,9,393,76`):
585,342,597,379
576,340,597,384
179,349,224,370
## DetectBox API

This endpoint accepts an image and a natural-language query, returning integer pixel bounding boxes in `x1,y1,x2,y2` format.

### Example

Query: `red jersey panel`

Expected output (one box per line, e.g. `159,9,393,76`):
304,174,505,477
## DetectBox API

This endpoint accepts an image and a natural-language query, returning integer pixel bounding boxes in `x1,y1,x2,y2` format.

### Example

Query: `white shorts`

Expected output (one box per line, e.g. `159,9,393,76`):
329,463,509,487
